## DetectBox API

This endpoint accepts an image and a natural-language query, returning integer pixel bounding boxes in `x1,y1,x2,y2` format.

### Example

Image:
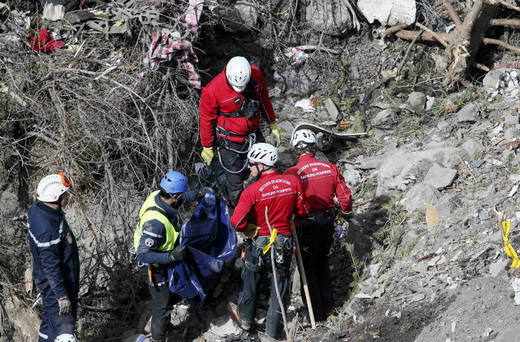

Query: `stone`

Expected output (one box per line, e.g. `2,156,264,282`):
426,96,435,111
488,258,509,277
209,316,242,337
324,98,340,121
423,163,457,189
456,103,479,123
483,69,503,92
342,165,362,187
305,0,355,35
504,125,520,141
355,155,385,170
358,0,416,26
407,92,426,112
372,108,396,126
404,183,440,212
462,139,484,160
277,120,295,138
436,194,461,217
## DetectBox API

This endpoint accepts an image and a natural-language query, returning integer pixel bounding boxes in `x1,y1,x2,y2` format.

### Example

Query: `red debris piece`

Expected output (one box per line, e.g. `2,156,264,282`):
30,28,66,53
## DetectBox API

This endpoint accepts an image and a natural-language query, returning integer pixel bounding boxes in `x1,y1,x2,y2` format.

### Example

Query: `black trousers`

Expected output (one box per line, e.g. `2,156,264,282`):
238,235,293,339
140,267,182,342
298,211,335,322
216,139,249,208
214,130,265,208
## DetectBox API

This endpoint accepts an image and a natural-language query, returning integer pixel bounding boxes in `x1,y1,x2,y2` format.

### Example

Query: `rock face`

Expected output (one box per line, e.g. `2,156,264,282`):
305,0,354,35
376,144,460,194
358,0,416,26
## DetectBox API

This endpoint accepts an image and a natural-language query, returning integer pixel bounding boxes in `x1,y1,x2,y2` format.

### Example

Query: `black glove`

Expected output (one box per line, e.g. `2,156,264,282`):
168,246,187,264
58,296,71,315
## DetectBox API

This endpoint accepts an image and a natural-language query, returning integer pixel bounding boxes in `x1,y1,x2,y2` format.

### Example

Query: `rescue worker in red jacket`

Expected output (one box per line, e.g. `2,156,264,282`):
283,128,352,322
199,56,281,207
230,143,308,341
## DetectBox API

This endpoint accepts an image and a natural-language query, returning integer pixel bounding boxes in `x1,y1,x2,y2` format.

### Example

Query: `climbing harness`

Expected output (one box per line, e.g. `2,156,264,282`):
217,133,256,174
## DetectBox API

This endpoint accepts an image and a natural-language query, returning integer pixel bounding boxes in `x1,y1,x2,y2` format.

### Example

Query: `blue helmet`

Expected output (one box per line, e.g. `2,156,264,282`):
160,171,188,194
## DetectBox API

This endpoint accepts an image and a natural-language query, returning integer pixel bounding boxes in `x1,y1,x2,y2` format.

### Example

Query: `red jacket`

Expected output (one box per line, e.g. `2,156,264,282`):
199,65,276,147
231,171,309,236
284,154,352,214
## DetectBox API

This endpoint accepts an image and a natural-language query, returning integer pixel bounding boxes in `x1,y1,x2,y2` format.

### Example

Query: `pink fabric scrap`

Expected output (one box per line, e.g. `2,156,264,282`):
185,0,204,34
30,28,66,52
139,31,201,89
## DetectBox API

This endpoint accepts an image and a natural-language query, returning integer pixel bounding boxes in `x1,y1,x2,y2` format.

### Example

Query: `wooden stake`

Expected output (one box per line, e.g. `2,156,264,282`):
290,221,316,329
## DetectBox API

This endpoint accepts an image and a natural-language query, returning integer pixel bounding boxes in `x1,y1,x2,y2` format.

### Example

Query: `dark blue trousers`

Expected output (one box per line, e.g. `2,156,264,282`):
37,280,77,342
238,235,293,339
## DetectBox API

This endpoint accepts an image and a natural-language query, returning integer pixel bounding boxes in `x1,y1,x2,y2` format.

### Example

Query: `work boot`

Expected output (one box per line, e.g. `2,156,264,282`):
228,302,251,331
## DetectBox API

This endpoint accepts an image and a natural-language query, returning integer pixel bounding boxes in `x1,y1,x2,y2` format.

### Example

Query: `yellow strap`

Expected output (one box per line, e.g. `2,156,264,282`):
502,221,520,268
262,229,278,254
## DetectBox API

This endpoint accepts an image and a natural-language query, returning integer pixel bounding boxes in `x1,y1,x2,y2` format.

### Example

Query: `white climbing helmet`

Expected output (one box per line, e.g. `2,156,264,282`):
55,334,78,342
37,172,71,202
248,143,278,167
226,56,251,93
291,129,317,148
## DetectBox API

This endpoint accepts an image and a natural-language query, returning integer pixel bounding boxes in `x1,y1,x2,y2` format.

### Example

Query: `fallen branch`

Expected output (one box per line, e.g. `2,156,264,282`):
297,45,340,54
442,0,463,28
490,18,520,28
416,22,448,47
483,37,520,53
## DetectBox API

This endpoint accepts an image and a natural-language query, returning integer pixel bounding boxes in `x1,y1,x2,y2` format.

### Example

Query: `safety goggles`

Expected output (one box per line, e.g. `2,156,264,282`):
58,172,71,187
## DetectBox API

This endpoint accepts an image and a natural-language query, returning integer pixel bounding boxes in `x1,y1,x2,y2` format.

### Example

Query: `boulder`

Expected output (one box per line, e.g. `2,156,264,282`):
358,0,416,26
423,163,457,189
376,145,460,194
462,139,484,160
305,0,354,36
407,92,426,113
324,98,340,121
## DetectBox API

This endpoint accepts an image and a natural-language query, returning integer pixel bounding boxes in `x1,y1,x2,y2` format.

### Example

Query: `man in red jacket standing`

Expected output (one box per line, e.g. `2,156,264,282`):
230,143,308,341
284,128,352,323
199,56,281,207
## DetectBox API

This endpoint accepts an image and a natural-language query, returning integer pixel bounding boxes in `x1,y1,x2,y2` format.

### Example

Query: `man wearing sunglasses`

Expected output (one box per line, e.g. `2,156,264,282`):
229,143,308,342
27,173,80,342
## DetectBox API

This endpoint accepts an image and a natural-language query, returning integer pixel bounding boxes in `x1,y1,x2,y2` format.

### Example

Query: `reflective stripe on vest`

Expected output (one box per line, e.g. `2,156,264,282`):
133,190,179,253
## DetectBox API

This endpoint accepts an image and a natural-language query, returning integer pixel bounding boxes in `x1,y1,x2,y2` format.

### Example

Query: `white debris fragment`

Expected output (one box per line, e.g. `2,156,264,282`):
512,278,520,305
294,98,316,112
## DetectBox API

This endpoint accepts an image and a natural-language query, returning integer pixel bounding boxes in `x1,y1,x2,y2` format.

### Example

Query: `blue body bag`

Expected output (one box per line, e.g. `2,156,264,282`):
168,190,237,307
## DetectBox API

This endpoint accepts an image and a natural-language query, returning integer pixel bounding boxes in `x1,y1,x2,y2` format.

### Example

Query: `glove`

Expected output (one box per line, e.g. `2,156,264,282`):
244,224,260,239
168,245,187,264
201,147,214,166
58,296,71,315
269,122,281,147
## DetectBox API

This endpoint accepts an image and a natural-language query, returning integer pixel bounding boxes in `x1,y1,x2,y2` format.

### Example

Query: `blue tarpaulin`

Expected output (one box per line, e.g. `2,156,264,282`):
168,190,237,307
